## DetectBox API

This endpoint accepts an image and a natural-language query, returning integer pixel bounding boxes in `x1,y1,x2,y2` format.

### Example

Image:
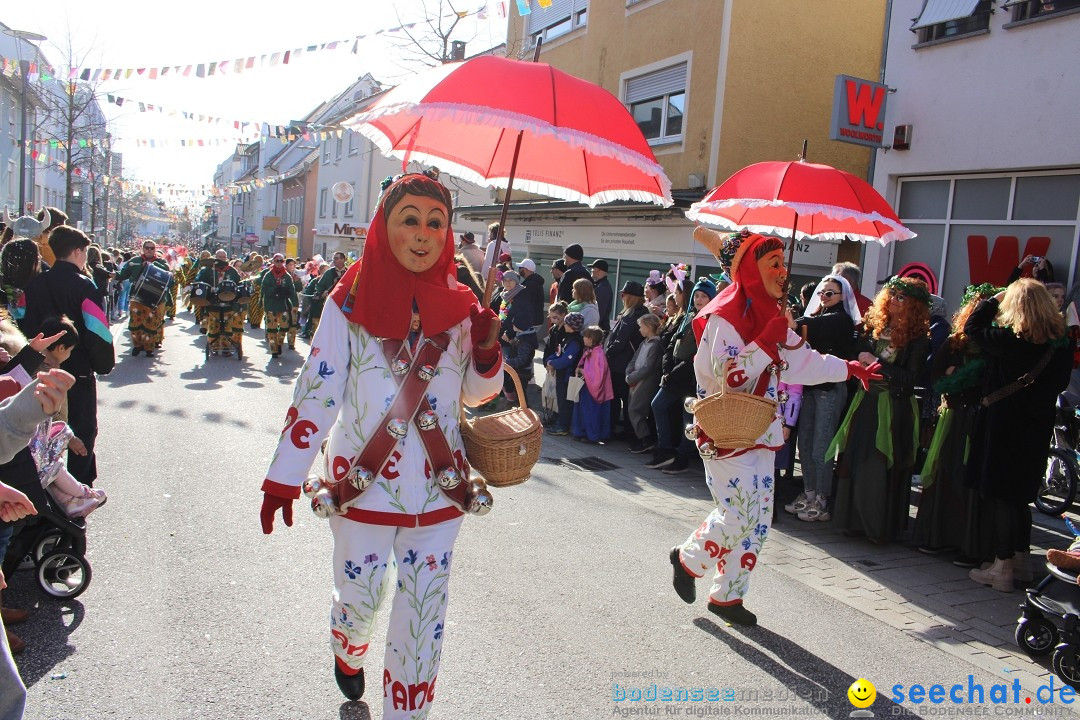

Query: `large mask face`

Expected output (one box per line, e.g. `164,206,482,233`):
756,248,787,300
386,193,448,274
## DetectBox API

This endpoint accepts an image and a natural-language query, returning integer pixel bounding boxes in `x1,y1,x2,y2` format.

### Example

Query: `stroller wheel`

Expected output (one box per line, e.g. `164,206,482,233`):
1053,646,1080,690
1015,617,1058,656
34,531,72,563
36,550,91,599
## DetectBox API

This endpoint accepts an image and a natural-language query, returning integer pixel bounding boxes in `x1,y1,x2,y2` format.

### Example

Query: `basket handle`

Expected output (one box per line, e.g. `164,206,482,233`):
459,362,523,423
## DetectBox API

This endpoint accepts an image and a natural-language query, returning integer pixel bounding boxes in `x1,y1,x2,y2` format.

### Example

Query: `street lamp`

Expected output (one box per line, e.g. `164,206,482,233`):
2,27,48,215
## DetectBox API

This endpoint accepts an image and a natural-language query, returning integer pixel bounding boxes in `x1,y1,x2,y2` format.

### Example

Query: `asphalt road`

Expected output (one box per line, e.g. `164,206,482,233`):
5,311,1039,719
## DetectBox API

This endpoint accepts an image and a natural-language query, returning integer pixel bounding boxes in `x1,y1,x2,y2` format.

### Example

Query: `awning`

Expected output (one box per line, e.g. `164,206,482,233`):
912,0,982,28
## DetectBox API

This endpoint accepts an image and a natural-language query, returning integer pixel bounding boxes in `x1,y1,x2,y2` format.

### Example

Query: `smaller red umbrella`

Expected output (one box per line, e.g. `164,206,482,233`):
685,160,915,245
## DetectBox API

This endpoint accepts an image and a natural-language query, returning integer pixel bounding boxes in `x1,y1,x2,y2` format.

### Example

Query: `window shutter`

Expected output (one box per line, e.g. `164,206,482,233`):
911,0,981,28
524,0,580,34
625,63,687,105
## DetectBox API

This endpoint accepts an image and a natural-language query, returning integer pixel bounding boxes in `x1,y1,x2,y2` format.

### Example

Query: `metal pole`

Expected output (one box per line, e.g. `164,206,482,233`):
102,140,111,244
18,61,28,213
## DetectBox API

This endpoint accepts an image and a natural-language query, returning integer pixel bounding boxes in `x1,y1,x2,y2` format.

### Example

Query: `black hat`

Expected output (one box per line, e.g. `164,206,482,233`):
460,231,475,244
551,258,567,272
620,280,645,297
563,243,584,261
589,258,609,272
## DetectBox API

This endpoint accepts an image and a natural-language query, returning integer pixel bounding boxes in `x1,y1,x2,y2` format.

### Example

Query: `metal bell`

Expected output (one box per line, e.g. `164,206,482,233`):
779,360,790,372
418,364,436,382
348,466,375,492
391,358,410,376
387,418,409,440
466,480,494,516
698,441,718,459
302,476,323,499
418,410,439,431
683,396,698,414
436,467,462,489
684,423,701,441
310,485,339,519
768,364,779,376
777,390,789,404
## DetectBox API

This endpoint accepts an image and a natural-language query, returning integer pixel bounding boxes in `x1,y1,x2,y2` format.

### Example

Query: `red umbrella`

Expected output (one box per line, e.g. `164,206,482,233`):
685,160,915,245
344,56,672,209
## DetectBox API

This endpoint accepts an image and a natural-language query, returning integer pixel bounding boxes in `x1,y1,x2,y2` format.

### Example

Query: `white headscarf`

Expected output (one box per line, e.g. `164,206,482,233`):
803,274,862,324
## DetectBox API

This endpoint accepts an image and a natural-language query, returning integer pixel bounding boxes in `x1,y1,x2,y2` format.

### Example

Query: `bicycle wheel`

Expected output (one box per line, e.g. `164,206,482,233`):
1035,447,1077,516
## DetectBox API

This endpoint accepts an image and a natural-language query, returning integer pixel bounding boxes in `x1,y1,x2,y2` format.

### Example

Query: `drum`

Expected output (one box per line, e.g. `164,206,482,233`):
190,282,212,308
236,281,253,302
131,263,171,307
215,280,239,303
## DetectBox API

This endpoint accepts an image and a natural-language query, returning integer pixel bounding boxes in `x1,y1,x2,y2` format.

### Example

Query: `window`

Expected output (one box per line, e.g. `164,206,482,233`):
525,0,588,45
319,187,328,217
625,62,687,144
911,0,993,43
322,141,330,164
348,131,359,155
331,195,337,219
335,137,343,160
1009,0,1080,21
345,184,355,217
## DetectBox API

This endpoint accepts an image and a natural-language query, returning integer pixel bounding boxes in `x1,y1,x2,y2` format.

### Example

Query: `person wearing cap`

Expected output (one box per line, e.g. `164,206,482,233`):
590,259,614,333
549,259,566,305
516,258,546,331
458,231,485,274
545,311,585,435
115,239,173,357
604,280,649,437
261,254,300,358
557,243,590,303
490,270,538,405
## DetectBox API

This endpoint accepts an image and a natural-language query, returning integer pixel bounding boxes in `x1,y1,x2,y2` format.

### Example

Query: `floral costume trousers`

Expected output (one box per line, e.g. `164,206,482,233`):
678,449,774,607
264,311,290,354
129,300,166,352
329,515,462,720
205,308,244,353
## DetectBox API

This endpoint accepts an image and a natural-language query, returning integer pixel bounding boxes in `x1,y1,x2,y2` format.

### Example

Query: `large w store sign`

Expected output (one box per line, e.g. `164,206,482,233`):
830,74,889,149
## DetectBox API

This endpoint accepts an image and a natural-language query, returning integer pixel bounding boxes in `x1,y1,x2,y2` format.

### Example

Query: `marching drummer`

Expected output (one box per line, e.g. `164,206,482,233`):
260,253,298,358
116,239,173,358
194,249,245,357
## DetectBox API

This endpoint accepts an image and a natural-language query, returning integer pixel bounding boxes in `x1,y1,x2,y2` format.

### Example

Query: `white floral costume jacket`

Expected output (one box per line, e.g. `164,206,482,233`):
264,300,503,525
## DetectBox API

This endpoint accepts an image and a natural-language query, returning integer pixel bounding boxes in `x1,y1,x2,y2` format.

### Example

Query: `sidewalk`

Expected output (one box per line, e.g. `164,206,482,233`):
519,363,1075,699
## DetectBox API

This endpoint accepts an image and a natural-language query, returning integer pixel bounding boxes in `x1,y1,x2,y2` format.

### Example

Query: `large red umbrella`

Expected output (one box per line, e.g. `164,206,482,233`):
685,160,915,245
344,56,672,209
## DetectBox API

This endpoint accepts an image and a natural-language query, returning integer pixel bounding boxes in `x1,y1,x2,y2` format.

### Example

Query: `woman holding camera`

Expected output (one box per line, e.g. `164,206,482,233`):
261,253,300,358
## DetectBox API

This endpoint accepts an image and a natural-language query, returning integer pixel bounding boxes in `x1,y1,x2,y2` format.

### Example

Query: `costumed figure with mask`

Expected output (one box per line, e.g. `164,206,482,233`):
194,250,244,356
2,207,61,268
668,229,880,625
116,240,173,357
259,173,503,715
260,253,298,358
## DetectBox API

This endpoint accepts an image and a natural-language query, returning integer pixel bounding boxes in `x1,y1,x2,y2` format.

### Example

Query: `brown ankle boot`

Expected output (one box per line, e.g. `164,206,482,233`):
5,628,25,654
0,591,29,625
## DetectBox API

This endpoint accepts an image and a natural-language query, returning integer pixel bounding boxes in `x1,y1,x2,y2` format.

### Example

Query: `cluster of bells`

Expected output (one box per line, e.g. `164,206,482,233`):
682,396,717,460
302,465,493,518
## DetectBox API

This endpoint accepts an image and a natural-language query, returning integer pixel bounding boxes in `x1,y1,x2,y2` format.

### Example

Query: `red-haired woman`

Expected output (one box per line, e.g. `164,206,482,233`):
830,277,932,544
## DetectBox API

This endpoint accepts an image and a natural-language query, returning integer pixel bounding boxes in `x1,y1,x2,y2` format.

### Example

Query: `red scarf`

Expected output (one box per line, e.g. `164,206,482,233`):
329,176,477,340
694,234,783,344
270,265,287,280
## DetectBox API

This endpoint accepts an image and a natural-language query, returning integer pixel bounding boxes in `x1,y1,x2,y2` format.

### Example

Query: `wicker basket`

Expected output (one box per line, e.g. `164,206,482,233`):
690,368,778,449
460,365,542,487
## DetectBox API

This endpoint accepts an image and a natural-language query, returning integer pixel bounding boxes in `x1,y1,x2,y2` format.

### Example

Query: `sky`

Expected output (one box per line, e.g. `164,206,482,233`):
2,0,508,209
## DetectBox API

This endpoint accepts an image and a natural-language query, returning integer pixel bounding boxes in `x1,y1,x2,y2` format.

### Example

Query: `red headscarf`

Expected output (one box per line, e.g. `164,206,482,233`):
329,174,477,339
693,233,784,344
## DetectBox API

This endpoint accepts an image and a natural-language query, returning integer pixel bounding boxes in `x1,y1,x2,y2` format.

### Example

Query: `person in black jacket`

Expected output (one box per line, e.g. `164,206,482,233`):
590,259,614,333
557,243,590,303
516,259,547,329
604,281,649,438
21,226,115,487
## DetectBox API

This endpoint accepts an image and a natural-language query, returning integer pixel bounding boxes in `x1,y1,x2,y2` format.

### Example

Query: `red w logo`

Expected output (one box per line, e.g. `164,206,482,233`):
966,235,1051,286
846,79,886,131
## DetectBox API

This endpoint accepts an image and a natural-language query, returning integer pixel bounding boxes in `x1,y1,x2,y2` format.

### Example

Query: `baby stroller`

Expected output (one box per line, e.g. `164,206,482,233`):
1015,561,1080,690
1,478,92,600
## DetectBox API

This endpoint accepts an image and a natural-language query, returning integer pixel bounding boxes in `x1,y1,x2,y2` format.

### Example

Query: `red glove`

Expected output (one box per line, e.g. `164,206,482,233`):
470,305,500,366
260,493,294,535
753,316,791,362
846,360,883,391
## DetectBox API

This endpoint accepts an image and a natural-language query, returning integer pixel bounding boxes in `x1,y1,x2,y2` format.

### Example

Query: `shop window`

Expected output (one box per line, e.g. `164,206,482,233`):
952,177,1011,220
1013,175,1080,221
1008,0,1080,21
898,180,950,220
524,0,588,46
625,62,687,145
912,0,993,43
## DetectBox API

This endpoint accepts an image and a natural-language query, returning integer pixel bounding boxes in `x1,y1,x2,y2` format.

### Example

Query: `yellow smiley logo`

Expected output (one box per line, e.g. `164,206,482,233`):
848,678,876,709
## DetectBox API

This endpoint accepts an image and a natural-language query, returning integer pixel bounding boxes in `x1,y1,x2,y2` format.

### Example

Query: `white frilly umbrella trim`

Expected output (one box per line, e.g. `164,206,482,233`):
685,198,916,245
345,101,673,207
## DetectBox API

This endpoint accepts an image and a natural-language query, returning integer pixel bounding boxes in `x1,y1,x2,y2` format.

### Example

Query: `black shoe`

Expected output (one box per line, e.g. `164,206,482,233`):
708,601,757,627
952,555,981,569
143,350,154,357
334,663,365,701
670,547,695,604
645,450,675,469
629,439,656,454
199,327,207,334
131,348,140,356
288,344,296,350
663,457,690,475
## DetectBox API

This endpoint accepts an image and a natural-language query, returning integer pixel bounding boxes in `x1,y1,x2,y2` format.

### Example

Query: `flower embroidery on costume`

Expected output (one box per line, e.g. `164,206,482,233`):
310,347,321,357
344,561,360,580
741,537,752,551
440,551,452,569
728,477,741,489
403,549,418,565
426,554,438,571
434,622,443,640
318,361,335,378
324,398,335,408
364,553,379,565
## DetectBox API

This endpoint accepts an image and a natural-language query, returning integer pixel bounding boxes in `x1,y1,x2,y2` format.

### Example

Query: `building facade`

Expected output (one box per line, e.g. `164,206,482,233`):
863,0,1080,309
463,0,886,296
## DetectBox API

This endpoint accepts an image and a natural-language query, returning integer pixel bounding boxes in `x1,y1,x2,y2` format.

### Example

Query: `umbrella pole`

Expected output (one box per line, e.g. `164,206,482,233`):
482,129,525,307
781,211,807,350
